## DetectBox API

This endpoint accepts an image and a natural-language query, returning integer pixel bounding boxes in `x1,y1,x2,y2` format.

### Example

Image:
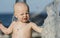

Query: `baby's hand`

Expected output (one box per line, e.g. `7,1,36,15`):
0,21,2,29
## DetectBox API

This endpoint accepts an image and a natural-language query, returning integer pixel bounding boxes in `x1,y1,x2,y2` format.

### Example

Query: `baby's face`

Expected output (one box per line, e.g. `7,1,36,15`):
14,3,30,23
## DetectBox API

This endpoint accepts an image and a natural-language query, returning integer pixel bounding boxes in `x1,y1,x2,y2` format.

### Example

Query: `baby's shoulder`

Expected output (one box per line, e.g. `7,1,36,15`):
10,21,16,26
29,22,37,25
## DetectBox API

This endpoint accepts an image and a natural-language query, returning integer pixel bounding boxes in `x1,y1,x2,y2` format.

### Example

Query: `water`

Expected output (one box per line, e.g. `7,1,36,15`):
0,13,13,27
0,12,47,28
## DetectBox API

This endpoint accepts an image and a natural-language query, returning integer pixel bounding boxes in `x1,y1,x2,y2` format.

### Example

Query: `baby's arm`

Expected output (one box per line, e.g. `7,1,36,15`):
31,23,43,33
0,21,14,35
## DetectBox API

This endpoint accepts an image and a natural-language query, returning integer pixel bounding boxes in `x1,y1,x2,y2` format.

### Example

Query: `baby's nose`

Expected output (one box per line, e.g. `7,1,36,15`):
23,14,27,17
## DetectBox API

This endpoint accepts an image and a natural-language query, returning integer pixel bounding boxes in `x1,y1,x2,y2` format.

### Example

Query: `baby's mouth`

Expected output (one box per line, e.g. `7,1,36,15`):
23,18,27,20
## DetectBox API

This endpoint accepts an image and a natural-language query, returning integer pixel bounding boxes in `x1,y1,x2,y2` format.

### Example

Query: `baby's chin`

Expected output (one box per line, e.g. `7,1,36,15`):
22,20,30,23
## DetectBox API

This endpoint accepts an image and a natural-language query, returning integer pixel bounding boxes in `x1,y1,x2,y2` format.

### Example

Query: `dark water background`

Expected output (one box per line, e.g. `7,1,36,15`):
0,12,47,28
0,13,13,27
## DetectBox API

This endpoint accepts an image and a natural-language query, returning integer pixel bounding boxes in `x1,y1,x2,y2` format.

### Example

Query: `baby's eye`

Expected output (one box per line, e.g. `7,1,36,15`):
26,12,29,14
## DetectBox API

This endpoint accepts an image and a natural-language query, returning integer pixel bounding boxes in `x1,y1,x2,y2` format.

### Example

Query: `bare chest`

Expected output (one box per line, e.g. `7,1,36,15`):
13,24,32,32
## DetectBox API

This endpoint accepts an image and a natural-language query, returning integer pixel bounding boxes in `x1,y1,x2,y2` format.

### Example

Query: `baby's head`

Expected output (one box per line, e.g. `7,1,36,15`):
14,2,30,23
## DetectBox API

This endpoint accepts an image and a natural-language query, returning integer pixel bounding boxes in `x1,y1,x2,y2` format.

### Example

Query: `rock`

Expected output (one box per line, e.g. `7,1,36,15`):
41,4,56,38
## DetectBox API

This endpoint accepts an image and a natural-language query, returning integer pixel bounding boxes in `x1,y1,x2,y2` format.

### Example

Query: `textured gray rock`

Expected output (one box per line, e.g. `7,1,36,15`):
54,0,60,38
41,4,56,38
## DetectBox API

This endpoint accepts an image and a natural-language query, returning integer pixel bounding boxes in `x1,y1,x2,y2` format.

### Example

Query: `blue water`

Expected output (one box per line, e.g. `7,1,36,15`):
0,13,13,27
0,12,47,28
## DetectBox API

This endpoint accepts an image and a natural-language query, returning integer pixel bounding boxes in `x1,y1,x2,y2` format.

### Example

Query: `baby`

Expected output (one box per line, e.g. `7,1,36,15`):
0,2,42,38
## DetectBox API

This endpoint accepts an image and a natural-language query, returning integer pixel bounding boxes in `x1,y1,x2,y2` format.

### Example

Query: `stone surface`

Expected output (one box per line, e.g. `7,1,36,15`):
41,4,56,38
